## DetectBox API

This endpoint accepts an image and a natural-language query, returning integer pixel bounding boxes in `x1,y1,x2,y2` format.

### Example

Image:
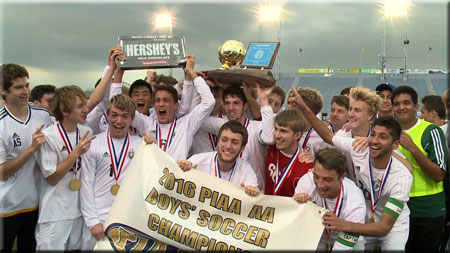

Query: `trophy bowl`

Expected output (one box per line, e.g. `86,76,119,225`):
218,40,247,70
206,40,277,88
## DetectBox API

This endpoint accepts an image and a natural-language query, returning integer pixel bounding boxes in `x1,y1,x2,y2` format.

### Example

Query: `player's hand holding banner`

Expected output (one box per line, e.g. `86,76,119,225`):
95,142,326,251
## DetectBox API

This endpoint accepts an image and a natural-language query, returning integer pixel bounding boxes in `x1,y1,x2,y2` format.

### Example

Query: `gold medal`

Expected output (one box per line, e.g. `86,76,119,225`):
110,183,120,195
69,178,81,191
370,215,376,223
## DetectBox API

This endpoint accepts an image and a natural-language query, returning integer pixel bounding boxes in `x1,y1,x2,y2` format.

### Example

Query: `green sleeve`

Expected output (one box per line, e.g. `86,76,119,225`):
422,125,448,172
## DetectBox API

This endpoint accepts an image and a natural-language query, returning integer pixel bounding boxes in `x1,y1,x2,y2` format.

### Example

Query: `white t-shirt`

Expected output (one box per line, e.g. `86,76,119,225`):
188,151,258,187
332,135,412,232
131,76,215,161
35,123,93,223
298,128,327,157
295,172,366,251
80,131,141,229
0,104,53,216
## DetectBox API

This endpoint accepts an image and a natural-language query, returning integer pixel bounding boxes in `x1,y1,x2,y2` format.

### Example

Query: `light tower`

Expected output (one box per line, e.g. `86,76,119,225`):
258,2,282,80
380,0,411,81
154,12,174,76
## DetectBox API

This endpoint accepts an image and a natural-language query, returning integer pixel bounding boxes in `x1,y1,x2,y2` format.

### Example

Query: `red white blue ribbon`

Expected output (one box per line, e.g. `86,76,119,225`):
214,153,236,182
107,130,130,183
322,183,344,239
302,127,314,149
368,157,392,214
56,122,80,176
273,145,301,195
156,118,177,152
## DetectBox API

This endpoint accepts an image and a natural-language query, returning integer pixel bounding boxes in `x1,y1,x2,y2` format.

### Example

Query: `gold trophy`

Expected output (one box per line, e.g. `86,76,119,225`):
207,40,278,88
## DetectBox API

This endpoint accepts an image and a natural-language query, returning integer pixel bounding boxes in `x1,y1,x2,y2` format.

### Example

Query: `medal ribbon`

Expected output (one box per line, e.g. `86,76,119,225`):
214,153,237,182
368,157,392,214
239,118,250,158
56,122,80,176
351,126,372,178
322,183,344,239
107,130,130,183
330,124,335,134
103,112,109,123
274,145,301,195
156,118,177,152
302,127,314,149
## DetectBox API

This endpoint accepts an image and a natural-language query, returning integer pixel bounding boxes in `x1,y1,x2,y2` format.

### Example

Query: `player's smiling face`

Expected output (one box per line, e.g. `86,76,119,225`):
2,77,30,107
368,125,398,160
348,99,372,131
330,102,348,130
131,86,152,115
108,105,134,139
274,123,302,153
217,129,244,163
65,96,88,124
154,90,178,124
393,93,419,125
223,95,247,122
378,89,393,114
313,161,343,199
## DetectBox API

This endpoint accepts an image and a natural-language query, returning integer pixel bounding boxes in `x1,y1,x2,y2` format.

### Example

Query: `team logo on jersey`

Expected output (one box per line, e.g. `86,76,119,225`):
128,150,135,158
61,146,67,152
103,152,110,158
12,133,21,148
150,130,157,136
104,223,179,252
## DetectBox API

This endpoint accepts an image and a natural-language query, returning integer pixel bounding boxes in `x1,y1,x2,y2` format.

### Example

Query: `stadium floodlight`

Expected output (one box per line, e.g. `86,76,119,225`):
382,0,410,18
154,12,173,30
258,3,282,23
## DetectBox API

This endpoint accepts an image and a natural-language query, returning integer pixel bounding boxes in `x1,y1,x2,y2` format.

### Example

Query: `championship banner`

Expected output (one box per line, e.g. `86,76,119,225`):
118,35,186,70
95,143,326,251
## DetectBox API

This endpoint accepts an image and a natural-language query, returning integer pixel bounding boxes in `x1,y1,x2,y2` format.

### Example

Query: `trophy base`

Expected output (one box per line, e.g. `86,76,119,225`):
206,68,276,88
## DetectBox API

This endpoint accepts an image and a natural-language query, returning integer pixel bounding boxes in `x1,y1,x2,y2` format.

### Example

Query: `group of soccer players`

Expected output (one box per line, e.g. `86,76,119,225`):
1,44,449,252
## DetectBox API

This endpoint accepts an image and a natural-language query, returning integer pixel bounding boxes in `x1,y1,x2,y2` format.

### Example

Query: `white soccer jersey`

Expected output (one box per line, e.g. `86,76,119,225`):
189,114,226,156
188,151,258,187
200,106,275,191
131,76,215,161
80,131,141,229
35,123,93,223
334,129,361,183
295,172,366,251
298,128,327,157
0,105,53,216
332,135,413,235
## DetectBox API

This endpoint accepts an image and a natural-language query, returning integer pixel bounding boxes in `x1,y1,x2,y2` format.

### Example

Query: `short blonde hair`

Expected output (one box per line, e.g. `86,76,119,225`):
107,94,136,117
51,85,87,121
349,86,381,117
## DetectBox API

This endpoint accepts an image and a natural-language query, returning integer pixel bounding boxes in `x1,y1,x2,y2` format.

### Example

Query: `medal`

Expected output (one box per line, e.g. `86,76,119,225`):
156,118,177,152
69,178,81,191
110,183,120,195
368,157,392,223
57,122,81,189
273,145,301,195
107,131,130,196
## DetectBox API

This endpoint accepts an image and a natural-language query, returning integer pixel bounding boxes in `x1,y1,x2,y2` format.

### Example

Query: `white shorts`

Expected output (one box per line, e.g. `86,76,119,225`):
364,218,409,251
35,216,83,250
